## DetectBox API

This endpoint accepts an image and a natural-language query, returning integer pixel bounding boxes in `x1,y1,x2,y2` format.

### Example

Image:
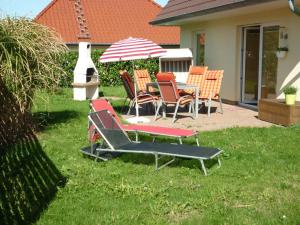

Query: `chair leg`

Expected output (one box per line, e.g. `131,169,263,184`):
207,92,213,117
152,136,156,143
152,101,157,114
154,100,162,120
200,159,208,176
135,131,139,142
219,96,223,114
195,136,200,146
207,99,211,117
172,102,180,123
190,101,195,119
127,100,132,115
178,137,183,144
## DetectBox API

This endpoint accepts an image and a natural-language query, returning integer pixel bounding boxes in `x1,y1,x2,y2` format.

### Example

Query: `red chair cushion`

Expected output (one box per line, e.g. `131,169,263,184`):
156,72,176,82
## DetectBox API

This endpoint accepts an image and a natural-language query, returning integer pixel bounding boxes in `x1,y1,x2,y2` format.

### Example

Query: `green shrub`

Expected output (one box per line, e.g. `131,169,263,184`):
283,86,298,95
60,49,159,87
0,17,67,112
59,51,78,87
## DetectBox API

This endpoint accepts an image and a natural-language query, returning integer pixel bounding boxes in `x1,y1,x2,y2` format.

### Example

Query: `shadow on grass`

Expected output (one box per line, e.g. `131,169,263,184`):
0,130,66,225
33,110,80,131
0,78,66,225
111,103,156,116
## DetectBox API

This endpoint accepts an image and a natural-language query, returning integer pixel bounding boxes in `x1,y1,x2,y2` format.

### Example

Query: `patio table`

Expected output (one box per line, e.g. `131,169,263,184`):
146,82,200,119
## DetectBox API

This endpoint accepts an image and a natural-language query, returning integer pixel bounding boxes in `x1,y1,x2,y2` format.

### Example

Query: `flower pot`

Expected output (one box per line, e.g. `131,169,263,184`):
276,51,286,58
285,94,296,105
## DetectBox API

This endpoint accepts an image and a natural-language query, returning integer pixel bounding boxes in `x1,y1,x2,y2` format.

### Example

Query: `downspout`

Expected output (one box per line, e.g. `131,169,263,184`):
288,0,300,16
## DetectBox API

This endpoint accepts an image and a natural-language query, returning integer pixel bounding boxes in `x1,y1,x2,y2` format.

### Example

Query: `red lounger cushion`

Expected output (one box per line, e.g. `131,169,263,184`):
123,124,196,137
91,98,122,124
91,98,197,138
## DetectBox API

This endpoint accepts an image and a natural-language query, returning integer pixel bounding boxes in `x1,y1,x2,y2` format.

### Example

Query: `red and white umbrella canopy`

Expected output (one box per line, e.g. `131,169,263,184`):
99,37,166,63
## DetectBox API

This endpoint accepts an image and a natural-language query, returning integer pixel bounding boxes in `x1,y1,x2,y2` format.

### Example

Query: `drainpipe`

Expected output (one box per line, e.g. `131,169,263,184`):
288,0,300,16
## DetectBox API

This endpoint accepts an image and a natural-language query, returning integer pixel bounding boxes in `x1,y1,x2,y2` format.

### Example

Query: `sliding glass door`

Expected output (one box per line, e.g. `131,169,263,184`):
241,25,279,105
261,26,279,99
242,26,260,104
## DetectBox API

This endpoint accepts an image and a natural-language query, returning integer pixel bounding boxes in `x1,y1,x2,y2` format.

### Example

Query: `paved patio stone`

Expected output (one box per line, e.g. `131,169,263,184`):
122,101,274,131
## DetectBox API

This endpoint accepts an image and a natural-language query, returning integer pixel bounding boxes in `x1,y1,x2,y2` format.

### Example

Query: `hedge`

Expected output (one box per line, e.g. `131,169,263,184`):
60,49,159,87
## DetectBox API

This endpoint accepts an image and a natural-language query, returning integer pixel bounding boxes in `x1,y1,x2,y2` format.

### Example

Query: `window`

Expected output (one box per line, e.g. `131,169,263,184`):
196,33,205,66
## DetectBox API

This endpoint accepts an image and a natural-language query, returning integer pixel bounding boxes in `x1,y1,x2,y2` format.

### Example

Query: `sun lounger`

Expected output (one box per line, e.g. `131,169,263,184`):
90,99,199,145
85,110,222,175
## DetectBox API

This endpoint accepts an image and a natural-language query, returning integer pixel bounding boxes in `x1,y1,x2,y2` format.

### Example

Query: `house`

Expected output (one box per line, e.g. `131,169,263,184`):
151,0,300,105
35,0,180,49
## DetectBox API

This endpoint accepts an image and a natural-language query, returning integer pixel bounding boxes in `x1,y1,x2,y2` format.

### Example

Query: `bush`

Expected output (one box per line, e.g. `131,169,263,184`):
0,17,67,145
59,51,78,87
60,49,159,87
0,17,67,113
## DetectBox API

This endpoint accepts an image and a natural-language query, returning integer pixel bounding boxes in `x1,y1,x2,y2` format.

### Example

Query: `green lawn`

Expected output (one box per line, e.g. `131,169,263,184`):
100,86,126,98
2,88,300,225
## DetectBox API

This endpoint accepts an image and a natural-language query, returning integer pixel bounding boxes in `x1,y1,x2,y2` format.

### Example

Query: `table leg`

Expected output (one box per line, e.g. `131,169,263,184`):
163,103,166,118
195,87,199,118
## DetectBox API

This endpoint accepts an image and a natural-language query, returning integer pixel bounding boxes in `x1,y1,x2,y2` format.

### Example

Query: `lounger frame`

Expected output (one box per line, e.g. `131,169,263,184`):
90,99,200,145
82,110,222,175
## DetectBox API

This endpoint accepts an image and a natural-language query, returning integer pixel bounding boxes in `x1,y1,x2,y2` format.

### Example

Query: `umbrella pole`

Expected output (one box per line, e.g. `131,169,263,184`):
126,61,150,124
132,62,139,117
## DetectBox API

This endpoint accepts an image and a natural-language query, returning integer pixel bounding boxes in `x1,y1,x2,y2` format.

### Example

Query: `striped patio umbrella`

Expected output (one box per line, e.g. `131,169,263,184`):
99,37,166,123
99,37,166,63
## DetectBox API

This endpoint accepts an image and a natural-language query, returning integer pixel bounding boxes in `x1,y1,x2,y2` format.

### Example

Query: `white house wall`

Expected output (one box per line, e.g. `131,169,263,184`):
180,7,300,102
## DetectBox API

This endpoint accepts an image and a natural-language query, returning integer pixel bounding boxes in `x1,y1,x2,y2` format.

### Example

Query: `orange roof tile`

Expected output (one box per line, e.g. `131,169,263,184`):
35,0,180,45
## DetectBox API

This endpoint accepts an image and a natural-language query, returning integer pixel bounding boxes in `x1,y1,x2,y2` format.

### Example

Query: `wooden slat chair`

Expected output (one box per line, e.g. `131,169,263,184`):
119,71,156,115
199,70,224,116
183,66,208,95
133,69,156,94
155,72,195,123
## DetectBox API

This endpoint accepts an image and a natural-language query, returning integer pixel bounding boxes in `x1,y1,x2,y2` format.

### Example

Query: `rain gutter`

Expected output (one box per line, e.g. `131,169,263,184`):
150,0,275,25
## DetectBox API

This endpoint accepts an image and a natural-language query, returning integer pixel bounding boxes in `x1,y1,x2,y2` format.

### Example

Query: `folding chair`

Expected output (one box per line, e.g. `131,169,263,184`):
155,72,195,123
119,70,156,115
199,70,224,116
180,66,208,95
133,69,156,95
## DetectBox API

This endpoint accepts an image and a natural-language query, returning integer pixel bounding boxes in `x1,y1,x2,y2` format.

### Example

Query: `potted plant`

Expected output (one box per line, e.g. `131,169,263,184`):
276,47,288,58
283,86,298,105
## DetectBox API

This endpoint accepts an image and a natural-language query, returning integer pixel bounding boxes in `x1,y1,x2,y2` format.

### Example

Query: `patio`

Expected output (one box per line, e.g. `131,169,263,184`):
122,101,273,131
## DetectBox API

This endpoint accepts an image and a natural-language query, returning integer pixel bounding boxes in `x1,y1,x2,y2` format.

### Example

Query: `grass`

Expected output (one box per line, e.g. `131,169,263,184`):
2,88,300,225
100,86,126,98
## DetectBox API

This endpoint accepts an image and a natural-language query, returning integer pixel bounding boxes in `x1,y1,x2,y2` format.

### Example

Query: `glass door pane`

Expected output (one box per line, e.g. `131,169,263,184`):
261,26,279,99
243,27,260,104
196,33,205,66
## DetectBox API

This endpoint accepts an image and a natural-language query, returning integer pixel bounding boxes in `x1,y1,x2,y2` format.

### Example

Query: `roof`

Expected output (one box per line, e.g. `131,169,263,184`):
35,0,180,45
151,0,276,25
